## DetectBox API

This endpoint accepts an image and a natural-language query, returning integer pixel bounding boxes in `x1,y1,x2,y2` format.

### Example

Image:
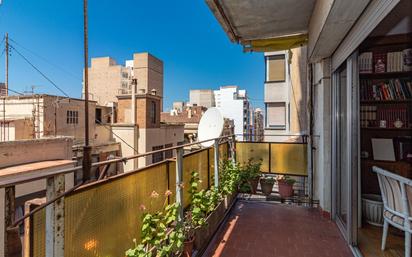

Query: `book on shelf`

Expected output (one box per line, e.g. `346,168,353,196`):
403,49,412,71
359,52,373,73
359,48,412,73
376,104,409,128
387,51,404,72
360,103,410,129
360,78,412,101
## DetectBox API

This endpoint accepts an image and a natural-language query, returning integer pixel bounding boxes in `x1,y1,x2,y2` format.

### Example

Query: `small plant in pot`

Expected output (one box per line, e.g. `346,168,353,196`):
260,175,275,196
239,159,262,194
182,211,198,257
277,175,296,198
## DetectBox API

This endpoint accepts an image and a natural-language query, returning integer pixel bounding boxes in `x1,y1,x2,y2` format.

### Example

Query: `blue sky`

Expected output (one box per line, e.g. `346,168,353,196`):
0,0,264,111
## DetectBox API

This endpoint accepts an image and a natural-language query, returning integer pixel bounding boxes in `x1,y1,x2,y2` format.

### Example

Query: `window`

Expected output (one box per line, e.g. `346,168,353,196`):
266,55,286,82
150,101,156,124
95,108,102,124
164,143,173,159
152,145,164,163
266,103,286,129
66,110,79,124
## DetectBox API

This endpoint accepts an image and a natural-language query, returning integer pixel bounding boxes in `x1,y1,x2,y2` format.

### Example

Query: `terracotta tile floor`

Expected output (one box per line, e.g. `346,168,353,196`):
203,200,353,257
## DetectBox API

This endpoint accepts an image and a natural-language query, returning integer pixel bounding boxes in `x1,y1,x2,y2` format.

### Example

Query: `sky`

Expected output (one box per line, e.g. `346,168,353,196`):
0,0,265,111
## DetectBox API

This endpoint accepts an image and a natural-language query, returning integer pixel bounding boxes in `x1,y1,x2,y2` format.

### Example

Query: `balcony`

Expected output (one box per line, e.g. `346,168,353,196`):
0,137,351,257
204,201,352,257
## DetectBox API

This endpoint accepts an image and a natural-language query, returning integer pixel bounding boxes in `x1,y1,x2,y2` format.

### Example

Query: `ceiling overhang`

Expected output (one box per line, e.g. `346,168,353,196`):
206,0,316,52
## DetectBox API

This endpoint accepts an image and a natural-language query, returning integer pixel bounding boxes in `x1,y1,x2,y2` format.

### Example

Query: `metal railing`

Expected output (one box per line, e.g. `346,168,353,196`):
1,135,234,257
0,134,311,257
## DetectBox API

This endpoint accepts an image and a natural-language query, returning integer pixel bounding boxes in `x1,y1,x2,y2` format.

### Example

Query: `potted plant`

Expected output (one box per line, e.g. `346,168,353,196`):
126,190,184,257
183,212,196,257
238,159,262,194
219,160,240,209
260,175,275,196
277,175,296,198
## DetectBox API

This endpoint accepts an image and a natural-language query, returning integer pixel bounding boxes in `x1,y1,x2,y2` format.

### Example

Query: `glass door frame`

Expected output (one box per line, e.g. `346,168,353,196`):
331,51,359,246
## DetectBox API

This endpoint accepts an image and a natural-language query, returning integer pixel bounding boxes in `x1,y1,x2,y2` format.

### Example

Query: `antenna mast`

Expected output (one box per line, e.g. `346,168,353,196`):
5,33,8,96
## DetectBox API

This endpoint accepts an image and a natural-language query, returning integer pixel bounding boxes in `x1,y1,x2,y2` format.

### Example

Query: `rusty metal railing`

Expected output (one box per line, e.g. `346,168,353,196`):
0,135,235,257
1,134,313,257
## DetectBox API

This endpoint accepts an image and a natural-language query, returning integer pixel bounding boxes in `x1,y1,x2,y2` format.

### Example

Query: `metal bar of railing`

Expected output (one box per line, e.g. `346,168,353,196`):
10,182,84,228
0,135,234,188
4,135,233,228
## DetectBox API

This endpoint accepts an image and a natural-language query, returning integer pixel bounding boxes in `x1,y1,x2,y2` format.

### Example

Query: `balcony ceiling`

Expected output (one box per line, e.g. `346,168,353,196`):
206,0,316,47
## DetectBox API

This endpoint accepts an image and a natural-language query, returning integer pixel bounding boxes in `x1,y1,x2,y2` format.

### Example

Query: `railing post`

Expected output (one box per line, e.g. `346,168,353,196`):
214,139,219,188
231,135,236,164
45,174,65,257
2,186,16,257
175,148,184,221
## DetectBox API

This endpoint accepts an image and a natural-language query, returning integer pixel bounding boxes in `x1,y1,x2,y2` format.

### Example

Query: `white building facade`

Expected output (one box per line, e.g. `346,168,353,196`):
214,86,252,141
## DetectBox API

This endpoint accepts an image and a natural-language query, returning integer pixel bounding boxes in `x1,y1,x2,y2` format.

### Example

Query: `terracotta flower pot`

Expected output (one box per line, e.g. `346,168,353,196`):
183,237,195,257
260,179,275,196
278,180,294,198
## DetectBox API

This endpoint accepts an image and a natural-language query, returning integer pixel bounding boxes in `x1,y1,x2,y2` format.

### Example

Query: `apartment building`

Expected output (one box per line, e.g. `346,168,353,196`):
264,47,308,142
189,89,215,108
114,92,184,170
214,85,252,141
161,105,206,151
85,52,164,108
0,94,121,176
253,108,264,142
0,94,97,141
172,101,186,112
84,52,183,171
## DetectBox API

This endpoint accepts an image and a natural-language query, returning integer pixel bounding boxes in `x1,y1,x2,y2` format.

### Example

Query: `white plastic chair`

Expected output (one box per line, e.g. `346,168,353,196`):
373,166,412,257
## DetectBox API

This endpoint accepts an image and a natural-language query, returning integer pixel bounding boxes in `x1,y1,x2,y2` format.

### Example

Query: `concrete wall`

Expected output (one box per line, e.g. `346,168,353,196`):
117,95,161,129
87,57,130,106
111,125,138,172
264,46,308,142
0,119,33,142
94,124,113,145
0,97,44,138
111,124,184,171
138,125,184,167
289,46,308,134
42,96,96,143
133,53,164,99
0,95,96,143
0,137,74,256
189,89,215,108
312,58,332,214
0,137,73,168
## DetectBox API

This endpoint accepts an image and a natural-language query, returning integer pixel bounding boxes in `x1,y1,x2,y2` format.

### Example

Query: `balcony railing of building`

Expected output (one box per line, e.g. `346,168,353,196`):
0,134,311,257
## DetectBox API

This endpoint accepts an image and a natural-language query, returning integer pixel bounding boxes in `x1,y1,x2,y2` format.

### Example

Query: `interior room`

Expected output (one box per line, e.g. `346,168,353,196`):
357,1,412,256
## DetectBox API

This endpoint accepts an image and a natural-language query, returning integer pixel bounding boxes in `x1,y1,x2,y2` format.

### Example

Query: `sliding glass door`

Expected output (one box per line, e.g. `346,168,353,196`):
332,52,359,246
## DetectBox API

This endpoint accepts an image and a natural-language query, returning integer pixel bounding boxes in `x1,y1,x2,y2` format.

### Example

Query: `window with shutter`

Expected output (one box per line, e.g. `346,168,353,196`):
266,103,286,129
266,55,286,82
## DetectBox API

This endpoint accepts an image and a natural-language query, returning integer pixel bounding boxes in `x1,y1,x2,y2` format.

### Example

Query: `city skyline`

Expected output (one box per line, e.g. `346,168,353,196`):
0,0,265,111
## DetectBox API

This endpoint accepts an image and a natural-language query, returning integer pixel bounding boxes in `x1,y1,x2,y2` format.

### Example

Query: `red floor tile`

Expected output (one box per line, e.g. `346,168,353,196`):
202,201,353,257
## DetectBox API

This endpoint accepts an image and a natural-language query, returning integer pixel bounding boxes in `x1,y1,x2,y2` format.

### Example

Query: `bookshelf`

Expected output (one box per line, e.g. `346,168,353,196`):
359,34,411,190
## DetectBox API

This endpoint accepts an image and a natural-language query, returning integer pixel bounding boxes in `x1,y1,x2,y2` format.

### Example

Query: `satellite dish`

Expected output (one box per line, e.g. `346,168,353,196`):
198,108,224,147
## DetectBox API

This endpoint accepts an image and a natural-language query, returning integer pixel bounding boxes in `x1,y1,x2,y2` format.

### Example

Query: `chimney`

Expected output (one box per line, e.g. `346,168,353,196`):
187,108,192,118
